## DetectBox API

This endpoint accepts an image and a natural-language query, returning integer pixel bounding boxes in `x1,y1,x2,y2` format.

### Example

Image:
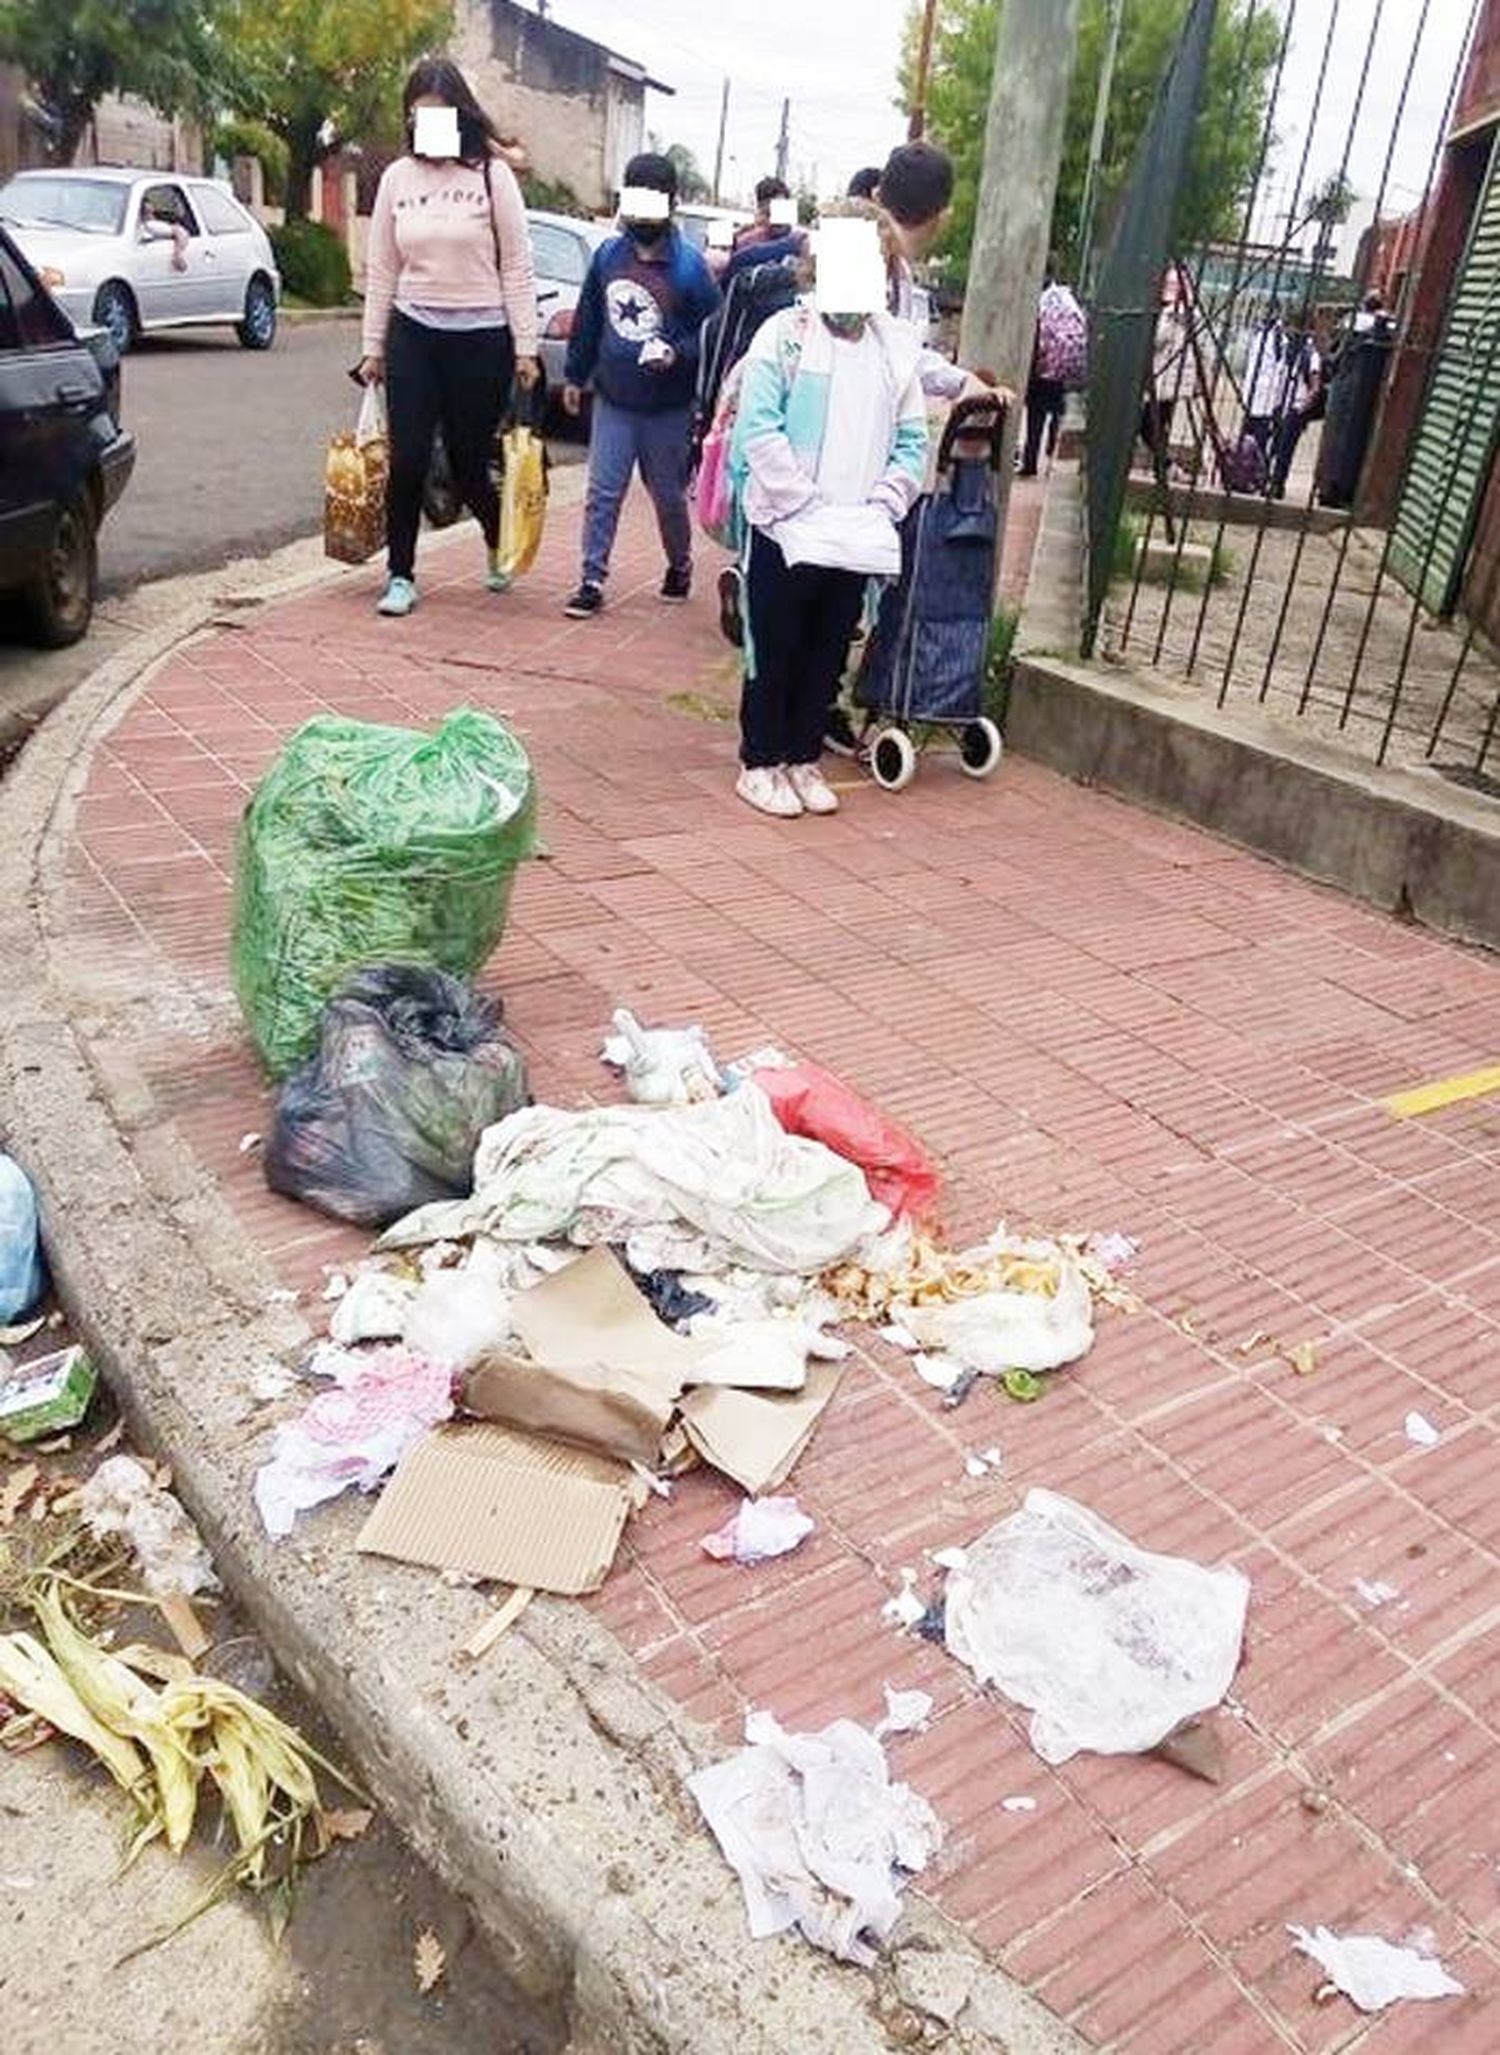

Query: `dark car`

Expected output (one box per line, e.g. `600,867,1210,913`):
0,224,134,646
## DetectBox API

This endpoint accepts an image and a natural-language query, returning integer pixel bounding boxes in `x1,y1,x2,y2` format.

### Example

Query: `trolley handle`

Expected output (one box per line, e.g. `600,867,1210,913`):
938,392,1010,476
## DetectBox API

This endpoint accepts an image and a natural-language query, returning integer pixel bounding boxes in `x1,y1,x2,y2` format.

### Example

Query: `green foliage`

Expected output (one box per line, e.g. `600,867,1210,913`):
520,172,588,218
269,219,351,306
0,0,227,163
900,0,1282,274
1112,510,1141,583
983,604,1019,723
215,118,290,206
663,141,711,203
219,0,451,218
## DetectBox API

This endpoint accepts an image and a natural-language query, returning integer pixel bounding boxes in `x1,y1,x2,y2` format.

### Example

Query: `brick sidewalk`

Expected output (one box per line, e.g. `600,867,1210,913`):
61,486,1500,2052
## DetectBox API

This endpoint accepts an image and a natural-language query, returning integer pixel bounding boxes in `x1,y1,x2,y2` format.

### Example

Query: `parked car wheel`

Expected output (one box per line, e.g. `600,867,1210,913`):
92,280,138,355
237,274,278,351
20,490,97,649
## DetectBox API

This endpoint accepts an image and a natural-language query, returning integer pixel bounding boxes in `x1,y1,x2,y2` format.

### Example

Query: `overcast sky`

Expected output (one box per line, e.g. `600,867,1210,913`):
542,0,1482,222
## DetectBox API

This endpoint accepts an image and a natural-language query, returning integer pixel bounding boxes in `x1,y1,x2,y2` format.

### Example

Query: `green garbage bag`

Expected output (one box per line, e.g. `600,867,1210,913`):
232,709,536,1077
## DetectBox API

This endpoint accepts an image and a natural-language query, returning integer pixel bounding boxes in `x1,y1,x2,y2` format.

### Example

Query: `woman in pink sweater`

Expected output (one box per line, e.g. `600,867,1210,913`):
359,59,540,617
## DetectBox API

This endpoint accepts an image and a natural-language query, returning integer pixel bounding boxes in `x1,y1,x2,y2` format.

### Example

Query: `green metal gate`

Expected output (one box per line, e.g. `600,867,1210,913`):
1389,129,1500,614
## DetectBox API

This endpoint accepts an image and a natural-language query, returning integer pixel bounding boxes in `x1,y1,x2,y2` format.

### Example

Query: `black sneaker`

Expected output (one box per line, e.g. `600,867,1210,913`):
564,582,604,618
660,565,692,603
824,705,863,758
716,565,744,647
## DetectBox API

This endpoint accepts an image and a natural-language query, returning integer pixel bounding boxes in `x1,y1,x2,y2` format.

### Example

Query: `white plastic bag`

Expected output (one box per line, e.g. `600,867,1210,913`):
1289,1926,1464,2011
0,1152,44,1323
902,1257,1094,1375
602,1009,720,1105
945,1489,1250,1762
355,382,386,446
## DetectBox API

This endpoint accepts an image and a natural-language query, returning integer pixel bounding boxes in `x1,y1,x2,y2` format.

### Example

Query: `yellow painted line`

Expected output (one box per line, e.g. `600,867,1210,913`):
1383,1063,1500,1119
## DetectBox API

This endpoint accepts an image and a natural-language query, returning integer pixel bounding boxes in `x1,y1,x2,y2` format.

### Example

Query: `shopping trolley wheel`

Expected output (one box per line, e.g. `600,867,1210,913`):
959,717,1004,778
869,725,917,792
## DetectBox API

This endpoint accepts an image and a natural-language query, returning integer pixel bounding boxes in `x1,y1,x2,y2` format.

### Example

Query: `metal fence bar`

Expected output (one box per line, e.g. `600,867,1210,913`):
1081,0,1221,659
1425,611,1481,761
1214,0,1346,708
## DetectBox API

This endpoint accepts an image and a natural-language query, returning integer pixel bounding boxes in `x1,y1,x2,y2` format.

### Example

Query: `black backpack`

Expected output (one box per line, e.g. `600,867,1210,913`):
691,256,801,471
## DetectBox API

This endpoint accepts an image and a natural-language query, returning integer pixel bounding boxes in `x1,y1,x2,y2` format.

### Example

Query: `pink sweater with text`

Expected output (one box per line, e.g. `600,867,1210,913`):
362,153,538,358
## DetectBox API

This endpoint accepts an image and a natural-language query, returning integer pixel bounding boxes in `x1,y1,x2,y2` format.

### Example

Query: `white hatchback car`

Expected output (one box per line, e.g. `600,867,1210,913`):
0,167,281,354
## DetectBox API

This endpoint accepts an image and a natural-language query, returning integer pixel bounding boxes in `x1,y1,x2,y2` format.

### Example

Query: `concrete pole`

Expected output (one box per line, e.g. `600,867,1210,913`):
1078,0,1125,290
959,0,1082,520
712,77,730,203
775,98,790,183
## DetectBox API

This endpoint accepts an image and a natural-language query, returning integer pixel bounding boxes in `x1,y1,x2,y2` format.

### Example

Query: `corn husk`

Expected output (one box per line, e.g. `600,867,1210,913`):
0,1629,147,1796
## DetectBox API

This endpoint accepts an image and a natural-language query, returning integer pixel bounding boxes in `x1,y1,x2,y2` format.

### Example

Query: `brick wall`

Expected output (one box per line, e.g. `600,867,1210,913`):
453,0,612,211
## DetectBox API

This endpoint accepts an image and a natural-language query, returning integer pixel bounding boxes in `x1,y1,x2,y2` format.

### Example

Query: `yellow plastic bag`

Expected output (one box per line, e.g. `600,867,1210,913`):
324,386,388,566
494,423,547,582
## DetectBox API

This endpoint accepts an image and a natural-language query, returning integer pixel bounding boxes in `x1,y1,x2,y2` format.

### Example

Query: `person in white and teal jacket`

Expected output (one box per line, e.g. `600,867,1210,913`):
728,215,927,819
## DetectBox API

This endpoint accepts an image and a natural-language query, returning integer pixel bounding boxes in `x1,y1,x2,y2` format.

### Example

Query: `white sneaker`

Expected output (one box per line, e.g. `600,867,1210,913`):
377,575,418,618
737,766,803,818
787,763,840,815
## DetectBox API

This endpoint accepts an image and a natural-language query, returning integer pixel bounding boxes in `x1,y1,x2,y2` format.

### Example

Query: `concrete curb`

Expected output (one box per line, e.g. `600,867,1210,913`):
0,539,1087,2055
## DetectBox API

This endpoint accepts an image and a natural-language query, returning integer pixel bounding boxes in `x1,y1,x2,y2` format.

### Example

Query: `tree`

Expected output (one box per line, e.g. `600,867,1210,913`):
219,0,451,220
0,0,225,165
899,0,1282,275
662,141,712,203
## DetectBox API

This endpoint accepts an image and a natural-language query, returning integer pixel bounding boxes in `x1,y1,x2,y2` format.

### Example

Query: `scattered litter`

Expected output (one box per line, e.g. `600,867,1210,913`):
931,1547,968,1573
602,1009,720,1105
629,1265,715,1329
688,1709,942,1964
0,1345,97,1444
701,1496,815,1564
1405,1411,1441,1448
0,1315,46,1348
402,1247,514,1371
413,1927,447,1994
248,1362,298,1404
1155,1716,1226,1783
945,1489,1250,1763
751,1059,939,1221
81,1456,219,1600
231,709,535,1077
265,966,530,1228
359,1422,645,1595
329,1270,417,1347
1002,1369,1043,1403
1084,1232,1138,1273
1237,1330,1274,1356
902,1258,1093,1376
882,1569,927,1632
679,1363,844,1496
254,1348,455,1537
457,1584,534,1664
0,1153,43,1323
322,1273,349,1303
1289,1925,1464,2012
381,1085,889,1277
630,1461,673,1501
238,1132,262,1156
914,1351,963,1392
0,1462,39,1527
873,1686,933,1739
1352,1578,1400,1610
1002,1795,1038,1813
880,1322,919,1352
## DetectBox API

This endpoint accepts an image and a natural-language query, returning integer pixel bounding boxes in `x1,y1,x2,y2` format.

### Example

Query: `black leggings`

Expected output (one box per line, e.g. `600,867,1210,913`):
1021,376,1064,475
741,530,865,769
385,310,515,579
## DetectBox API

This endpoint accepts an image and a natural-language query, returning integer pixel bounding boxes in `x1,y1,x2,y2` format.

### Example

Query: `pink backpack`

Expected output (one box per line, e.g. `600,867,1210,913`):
1038,290,1088,388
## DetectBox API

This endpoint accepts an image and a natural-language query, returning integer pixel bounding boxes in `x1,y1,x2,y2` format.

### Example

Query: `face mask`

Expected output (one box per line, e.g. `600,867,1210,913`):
626,222,668,247
822,313,867,340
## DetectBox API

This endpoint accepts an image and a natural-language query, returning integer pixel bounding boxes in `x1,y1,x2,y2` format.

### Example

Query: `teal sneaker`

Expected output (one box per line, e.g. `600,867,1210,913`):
486,551,513,594
376,576,418,618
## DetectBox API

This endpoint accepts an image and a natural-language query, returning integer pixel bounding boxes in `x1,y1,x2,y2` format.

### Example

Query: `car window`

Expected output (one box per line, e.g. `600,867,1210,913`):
528,223,587,286
0,240,73,350
0,175,127,236
193,185,252,237
142,183,200,237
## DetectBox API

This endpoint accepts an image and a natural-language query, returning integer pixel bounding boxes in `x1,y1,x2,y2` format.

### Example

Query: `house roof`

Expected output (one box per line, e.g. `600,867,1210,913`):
605,53,674,97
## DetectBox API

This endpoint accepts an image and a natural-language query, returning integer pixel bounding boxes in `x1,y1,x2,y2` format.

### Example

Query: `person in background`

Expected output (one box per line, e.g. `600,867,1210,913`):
704,216,735,283
562,152,720,617
1140,267,1197,474
847,166,883,201
1269,323,1324,499
724,182,806,286
1243,301,1290,459
359,58,539,619
731,214,927,818
1021,264,1085,477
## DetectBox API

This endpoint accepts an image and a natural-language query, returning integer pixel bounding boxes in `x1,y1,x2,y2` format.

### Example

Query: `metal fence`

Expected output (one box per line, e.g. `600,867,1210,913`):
1081,0,1500,782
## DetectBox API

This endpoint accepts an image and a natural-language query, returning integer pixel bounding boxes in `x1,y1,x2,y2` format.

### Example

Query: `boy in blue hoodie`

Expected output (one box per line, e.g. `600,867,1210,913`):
562,153,720,617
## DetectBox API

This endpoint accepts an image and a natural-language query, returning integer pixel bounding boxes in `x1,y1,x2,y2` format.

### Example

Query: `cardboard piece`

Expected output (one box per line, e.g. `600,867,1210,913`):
357,1423,642,1596
464,1247,699,1465
679,1361,843,1496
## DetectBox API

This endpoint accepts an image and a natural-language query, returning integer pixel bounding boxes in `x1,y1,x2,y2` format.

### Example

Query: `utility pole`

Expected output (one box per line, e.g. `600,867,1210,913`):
775,98,790,184
712,77,730,204
1077,0,1124,290
909,0,940,141
959,0,1082,544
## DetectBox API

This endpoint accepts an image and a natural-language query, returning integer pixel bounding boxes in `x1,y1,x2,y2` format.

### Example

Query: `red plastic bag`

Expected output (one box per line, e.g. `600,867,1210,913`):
753,1062,940,1223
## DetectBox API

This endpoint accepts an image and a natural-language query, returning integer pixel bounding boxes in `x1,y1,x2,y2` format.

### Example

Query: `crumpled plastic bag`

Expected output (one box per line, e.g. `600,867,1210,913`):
0,1152,44,1324
701,1496,815,1563
688,1710,942,1964
945,1488,1250,1762
1289,1926,1465,2011
901,1255,1094,1375
232,710,536,1078
603,1009,720,1106
80,1456,219,1598
383,1084,889,1277
265,966,530,1229
752,1061,939,1222
253,1348,455,1538
401,1243,516,1370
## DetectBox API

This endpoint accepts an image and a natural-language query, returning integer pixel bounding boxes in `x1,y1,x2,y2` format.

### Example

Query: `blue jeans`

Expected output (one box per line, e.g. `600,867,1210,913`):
581,396,693,586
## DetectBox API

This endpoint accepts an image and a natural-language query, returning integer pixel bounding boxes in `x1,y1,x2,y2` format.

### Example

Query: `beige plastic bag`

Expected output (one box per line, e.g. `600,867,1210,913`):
324,385,388,565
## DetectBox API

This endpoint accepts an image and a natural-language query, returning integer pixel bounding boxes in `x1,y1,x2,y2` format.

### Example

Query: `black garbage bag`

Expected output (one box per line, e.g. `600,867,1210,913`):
265,965,530,1228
